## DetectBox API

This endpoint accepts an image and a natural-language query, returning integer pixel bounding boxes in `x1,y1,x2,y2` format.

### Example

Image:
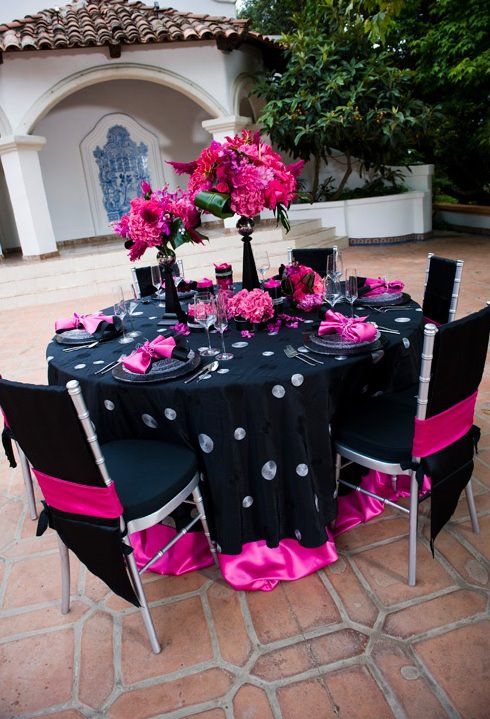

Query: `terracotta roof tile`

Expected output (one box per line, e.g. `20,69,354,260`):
0,0,276,53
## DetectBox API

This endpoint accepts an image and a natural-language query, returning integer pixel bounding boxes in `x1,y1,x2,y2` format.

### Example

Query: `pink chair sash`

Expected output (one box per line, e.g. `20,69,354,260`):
33,469,123,518
412,391,477,458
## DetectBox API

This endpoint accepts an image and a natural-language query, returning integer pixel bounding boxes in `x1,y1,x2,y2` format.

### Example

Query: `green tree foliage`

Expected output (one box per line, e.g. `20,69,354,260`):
237,0,306,35
388,0,490,202
254,0,434,200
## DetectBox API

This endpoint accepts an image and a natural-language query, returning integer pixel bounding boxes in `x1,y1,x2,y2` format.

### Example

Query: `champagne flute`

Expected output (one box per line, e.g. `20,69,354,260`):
125,299,142,338
113,301,133,344
344,268,358,317
194,293,219,357
214,293,234,361
324,275,342,310
151,265,165,307
256,249,271,285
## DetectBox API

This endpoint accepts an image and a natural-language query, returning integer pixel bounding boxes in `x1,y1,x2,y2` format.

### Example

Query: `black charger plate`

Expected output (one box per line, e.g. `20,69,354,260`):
304,330,385,356
355,292,411,307
54,327,121,346
112,349,201,383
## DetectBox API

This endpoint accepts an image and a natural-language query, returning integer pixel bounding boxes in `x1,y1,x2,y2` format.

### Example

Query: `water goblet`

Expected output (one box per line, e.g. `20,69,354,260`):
113,301,133,344
214,293,234,361
194,294,219,357
125,299,142,338
344,268,358,317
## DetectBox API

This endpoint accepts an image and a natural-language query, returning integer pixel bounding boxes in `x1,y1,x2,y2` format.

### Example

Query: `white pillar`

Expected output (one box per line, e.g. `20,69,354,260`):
0,135,58,259
201,115,252,143
390,163,434,234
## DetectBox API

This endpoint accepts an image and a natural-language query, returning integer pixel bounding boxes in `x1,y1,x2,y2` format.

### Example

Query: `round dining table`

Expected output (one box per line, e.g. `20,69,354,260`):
47,297,424,590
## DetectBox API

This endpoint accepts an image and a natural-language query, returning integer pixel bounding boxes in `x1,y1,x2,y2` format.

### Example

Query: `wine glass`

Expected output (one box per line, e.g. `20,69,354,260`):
344,268,358,317
324,275,342,310
194,293,219,357
256,249,271,285
326,249,343,280
214,293,233,361
151,265,165,307
113,301,133,344
125,299,142,338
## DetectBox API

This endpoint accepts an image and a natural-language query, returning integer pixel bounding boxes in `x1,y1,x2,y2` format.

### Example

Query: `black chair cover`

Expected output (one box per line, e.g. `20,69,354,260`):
291,248,335,277
422,255,457,325
134,263,180,298
0,379,140,607
2,425,17,468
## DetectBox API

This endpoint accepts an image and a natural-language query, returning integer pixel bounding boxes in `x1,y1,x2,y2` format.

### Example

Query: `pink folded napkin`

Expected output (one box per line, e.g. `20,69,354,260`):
318,310,377,344
197,278,213,289
55,312,114,335
263,279,281,289
122,336,189,374
363,277,404,296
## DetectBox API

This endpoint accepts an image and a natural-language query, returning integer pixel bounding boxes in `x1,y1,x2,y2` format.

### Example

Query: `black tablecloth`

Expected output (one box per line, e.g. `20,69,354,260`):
47,300,424,554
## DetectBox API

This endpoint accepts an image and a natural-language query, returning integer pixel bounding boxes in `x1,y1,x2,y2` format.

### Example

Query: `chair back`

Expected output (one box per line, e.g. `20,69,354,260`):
131,263,180,299
289,247,336,277
0,378,106,488
423,253,463,324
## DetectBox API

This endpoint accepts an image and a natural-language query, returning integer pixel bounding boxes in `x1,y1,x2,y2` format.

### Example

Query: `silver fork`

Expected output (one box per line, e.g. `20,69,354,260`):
286,344,324,365
284,346,316,366
63,341,99,352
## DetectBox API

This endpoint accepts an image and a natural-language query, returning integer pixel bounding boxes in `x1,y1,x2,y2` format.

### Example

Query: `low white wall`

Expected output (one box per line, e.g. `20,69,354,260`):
438,210,490,231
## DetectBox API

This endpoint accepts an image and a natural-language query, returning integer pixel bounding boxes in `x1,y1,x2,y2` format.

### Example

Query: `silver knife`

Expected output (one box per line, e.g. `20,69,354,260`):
184,362,215,384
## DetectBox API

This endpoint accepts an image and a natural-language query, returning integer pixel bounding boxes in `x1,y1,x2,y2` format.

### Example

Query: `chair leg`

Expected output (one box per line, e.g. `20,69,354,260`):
15,443,37,520
57,537,71,615
192,485,219,567
123,535,161,654
465,480,480,534
391,474,398,493
408,471,419,586
333,453,341,499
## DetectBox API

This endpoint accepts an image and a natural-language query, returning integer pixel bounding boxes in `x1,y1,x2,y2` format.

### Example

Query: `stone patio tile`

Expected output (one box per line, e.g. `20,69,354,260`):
372,639,449,718
0,628,74,716
79,611,114,708
452,488,490,520
277,666,393,719
2,552,80,609
414,621,490,718
207,582,253,666
120,596,213,684
334,516,408,552
104,571,209,612
191,711,227,719
247,573,341,644
252,628,368,681
0,499,23,550
41,712,87,719
473,459,490,488
2,529,58,558
323,556,379,627
233,684,275,719
430,530,489,587
0,600,87,639
351,537,455,606
383,589,486,638
83,569,111,603
453,514,490,559
108,668,234,718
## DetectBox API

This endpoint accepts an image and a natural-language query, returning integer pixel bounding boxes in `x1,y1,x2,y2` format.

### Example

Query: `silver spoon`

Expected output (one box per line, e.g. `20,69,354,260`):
197,360,220,381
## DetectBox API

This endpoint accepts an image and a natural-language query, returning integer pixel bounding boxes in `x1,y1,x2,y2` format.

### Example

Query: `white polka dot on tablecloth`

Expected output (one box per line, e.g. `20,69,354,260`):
262,351,274,356
261,460,277,480
314,494,320,512
303,320,314,324
297,346,310,353
74,363,86,369
104,400,115,411
395,317,411,323
296,463,309,477
164,408,177,420
291,373,304,387
272,384,285,398
132,311,143,316
416,308,423,312
217,368,229,374
403,337,410,349
149,316,157,320
47,356,53,362
200,373,212,380
198,433,214,453
232,341,248,348
142,414,158,428
242,496,254,508
334,356,347,361
93,360,105,365
295,529,302,540
234,427,246,440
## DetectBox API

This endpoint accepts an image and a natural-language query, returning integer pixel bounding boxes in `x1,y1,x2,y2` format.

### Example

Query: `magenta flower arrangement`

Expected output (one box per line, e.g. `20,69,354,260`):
114,181,207,261
227,288,274,324
282,263,324,312
169,130,303,230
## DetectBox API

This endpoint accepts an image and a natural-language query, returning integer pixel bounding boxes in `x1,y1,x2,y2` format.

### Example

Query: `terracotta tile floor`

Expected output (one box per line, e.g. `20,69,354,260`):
0,232,489,719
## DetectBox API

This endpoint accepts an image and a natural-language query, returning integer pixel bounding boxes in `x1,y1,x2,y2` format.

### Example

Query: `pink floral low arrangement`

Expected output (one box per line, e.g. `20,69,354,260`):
281,263,324,312
227,289,274,325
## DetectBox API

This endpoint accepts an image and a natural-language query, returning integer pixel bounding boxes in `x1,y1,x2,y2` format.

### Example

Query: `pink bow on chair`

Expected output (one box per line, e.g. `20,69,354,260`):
122,336,188,374
55,312,114,335
363,277,404,296
318,310,378,344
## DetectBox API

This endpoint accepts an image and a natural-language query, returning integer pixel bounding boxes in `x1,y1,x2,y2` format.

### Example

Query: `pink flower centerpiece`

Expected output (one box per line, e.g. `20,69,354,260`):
282,263,324,312
169,130,304,291
227,289,274,328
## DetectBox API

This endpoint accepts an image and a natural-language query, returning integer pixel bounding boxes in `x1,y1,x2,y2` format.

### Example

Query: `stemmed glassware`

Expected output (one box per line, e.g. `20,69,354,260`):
326,249,343,282
344,268,358,317
214,292,234,361
194,293,219,357
113,301,134,344
256,249,271,285
324,275,342,310
125,299,142,338
151,265,165,307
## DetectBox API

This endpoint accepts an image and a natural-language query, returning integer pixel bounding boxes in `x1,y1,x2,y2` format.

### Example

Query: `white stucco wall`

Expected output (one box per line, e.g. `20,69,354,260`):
32,79,212,243
0,1,237,23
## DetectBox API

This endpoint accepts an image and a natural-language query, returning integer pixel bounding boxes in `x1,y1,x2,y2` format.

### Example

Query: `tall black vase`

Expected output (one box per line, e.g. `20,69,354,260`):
237,216,260,291
159,256,187,323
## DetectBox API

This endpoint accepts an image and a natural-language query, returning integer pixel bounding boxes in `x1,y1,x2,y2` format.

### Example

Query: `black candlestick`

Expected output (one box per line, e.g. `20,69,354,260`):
237,216,260,291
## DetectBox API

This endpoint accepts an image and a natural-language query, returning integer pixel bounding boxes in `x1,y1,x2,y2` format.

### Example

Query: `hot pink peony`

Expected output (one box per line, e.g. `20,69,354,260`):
227,288,274,324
